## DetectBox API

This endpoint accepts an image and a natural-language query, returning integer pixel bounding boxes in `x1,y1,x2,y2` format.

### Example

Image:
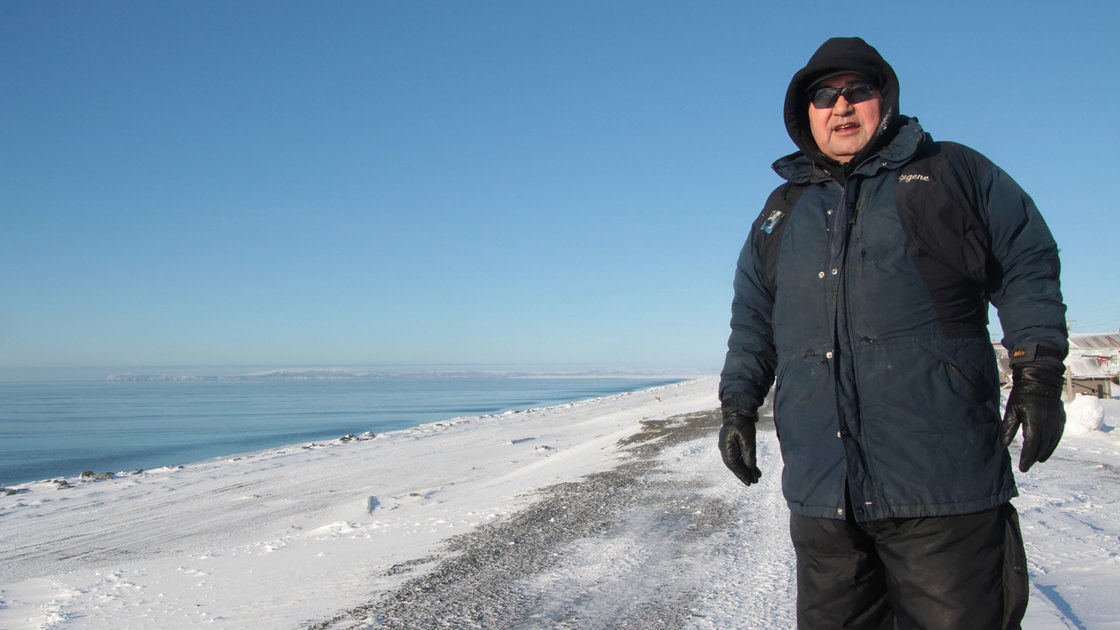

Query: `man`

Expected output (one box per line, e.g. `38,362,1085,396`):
719,37,1066,629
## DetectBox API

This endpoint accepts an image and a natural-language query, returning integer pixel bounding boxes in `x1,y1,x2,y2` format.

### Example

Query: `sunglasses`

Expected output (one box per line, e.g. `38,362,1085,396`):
809,82,879,109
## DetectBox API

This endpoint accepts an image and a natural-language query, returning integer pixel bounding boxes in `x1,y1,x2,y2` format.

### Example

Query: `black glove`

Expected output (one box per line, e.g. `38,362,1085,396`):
719,409,761,486
1000,361,1065,472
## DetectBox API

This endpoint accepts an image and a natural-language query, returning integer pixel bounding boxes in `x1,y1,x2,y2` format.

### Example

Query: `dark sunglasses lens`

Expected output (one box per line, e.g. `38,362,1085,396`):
811,88,840,109
846,84,876,104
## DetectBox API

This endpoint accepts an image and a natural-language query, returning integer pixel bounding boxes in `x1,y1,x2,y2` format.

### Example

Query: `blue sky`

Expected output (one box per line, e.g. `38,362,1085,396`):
2,1,1117,373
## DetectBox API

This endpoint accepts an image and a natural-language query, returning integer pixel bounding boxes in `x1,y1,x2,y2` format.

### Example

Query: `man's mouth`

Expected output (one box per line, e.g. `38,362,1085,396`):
833,123,860,133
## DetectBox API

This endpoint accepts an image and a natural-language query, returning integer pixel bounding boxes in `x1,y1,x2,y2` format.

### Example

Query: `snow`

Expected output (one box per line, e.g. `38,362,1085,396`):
1067,394,1107,435
1,377,1117,629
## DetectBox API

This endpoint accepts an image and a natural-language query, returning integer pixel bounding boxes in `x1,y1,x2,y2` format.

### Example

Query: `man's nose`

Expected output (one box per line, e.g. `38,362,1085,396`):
833,95,854,114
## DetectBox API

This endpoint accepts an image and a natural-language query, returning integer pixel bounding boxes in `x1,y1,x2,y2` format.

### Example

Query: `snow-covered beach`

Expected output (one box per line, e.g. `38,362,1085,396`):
1,377,1117,628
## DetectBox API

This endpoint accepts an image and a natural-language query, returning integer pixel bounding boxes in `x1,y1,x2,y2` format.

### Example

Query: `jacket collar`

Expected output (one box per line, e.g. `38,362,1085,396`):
771,116,927,184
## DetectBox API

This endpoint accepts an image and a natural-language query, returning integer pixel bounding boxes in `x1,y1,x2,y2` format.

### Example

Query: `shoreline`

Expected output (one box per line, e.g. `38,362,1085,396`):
0,378,721,628
0,375,695,488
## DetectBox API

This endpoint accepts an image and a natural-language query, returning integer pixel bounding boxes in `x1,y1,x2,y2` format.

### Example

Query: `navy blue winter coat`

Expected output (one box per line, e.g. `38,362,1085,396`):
719,116,1067,521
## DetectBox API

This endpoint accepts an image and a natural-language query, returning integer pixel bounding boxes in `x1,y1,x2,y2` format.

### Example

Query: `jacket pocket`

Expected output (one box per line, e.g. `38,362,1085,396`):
914,337,1000,426
946,361,1002,425
772,352,832,444
772,361,791,441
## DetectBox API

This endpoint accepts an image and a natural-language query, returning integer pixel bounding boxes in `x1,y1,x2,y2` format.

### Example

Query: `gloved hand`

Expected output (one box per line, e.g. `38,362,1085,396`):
719,409,761,486
1000,361,1066,472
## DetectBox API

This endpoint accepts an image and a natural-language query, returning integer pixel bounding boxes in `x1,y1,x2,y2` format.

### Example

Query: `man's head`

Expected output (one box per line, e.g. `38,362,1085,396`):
807,73,881,164
783,37,899,166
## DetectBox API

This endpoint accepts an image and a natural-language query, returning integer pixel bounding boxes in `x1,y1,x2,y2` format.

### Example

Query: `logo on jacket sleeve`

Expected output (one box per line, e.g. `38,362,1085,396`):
898,173,931,183
761,209,784,234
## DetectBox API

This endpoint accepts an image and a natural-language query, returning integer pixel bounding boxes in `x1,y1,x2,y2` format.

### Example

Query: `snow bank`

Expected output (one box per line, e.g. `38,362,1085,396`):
1066,394,1107,435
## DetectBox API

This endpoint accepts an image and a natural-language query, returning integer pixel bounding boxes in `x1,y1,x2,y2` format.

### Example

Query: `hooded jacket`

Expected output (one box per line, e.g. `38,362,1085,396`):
720,38,1067,521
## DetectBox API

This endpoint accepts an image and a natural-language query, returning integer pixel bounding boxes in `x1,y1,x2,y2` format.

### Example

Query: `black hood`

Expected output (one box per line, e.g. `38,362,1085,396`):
783,37,901,167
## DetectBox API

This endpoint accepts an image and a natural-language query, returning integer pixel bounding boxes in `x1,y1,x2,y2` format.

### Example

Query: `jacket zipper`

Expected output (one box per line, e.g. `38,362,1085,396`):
839,180,883,514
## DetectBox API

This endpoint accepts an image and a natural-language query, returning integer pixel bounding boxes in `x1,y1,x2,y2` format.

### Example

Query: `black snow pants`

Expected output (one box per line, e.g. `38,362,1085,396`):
789,503,1028,630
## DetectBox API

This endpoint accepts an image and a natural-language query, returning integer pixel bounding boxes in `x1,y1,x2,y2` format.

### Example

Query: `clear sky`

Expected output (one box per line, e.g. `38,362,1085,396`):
2,1,1117,374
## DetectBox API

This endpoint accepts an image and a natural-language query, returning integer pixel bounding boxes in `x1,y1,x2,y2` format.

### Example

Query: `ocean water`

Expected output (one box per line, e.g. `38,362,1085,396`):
0,375,679,486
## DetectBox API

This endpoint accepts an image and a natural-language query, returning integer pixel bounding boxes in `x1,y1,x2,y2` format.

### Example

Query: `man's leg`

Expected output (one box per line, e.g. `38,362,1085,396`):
790,512,894,630
870,504,1027,630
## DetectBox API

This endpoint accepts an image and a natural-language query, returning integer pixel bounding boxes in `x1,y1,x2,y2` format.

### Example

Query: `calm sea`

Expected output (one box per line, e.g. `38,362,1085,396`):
0,375,679,486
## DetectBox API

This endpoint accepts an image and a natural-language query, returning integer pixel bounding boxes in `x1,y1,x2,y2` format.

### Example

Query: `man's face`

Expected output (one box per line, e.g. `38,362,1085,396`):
808,73,882,164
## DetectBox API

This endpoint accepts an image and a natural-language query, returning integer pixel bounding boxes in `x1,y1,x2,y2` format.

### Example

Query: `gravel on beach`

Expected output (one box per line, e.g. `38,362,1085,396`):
307,409,781,629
